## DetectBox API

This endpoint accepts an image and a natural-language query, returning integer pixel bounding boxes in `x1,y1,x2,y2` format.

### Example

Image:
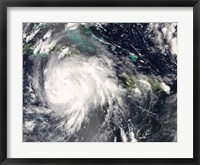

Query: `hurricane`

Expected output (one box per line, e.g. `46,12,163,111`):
44,54,126,134
23,23,177,142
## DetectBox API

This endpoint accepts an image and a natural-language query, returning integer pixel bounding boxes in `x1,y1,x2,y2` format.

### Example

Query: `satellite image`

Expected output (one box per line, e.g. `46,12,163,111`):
23,23,177,142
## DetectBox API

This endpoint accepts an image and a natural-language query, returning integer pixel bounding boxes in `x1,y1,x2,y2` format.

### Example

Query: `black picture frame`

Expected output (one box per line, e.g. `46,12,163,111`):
0,0,199,164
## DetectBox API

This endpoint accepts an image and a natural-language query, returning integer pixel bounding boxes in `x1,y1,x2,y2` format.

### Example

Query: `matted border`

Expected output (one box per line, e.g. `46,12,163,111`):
8,7,192,158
